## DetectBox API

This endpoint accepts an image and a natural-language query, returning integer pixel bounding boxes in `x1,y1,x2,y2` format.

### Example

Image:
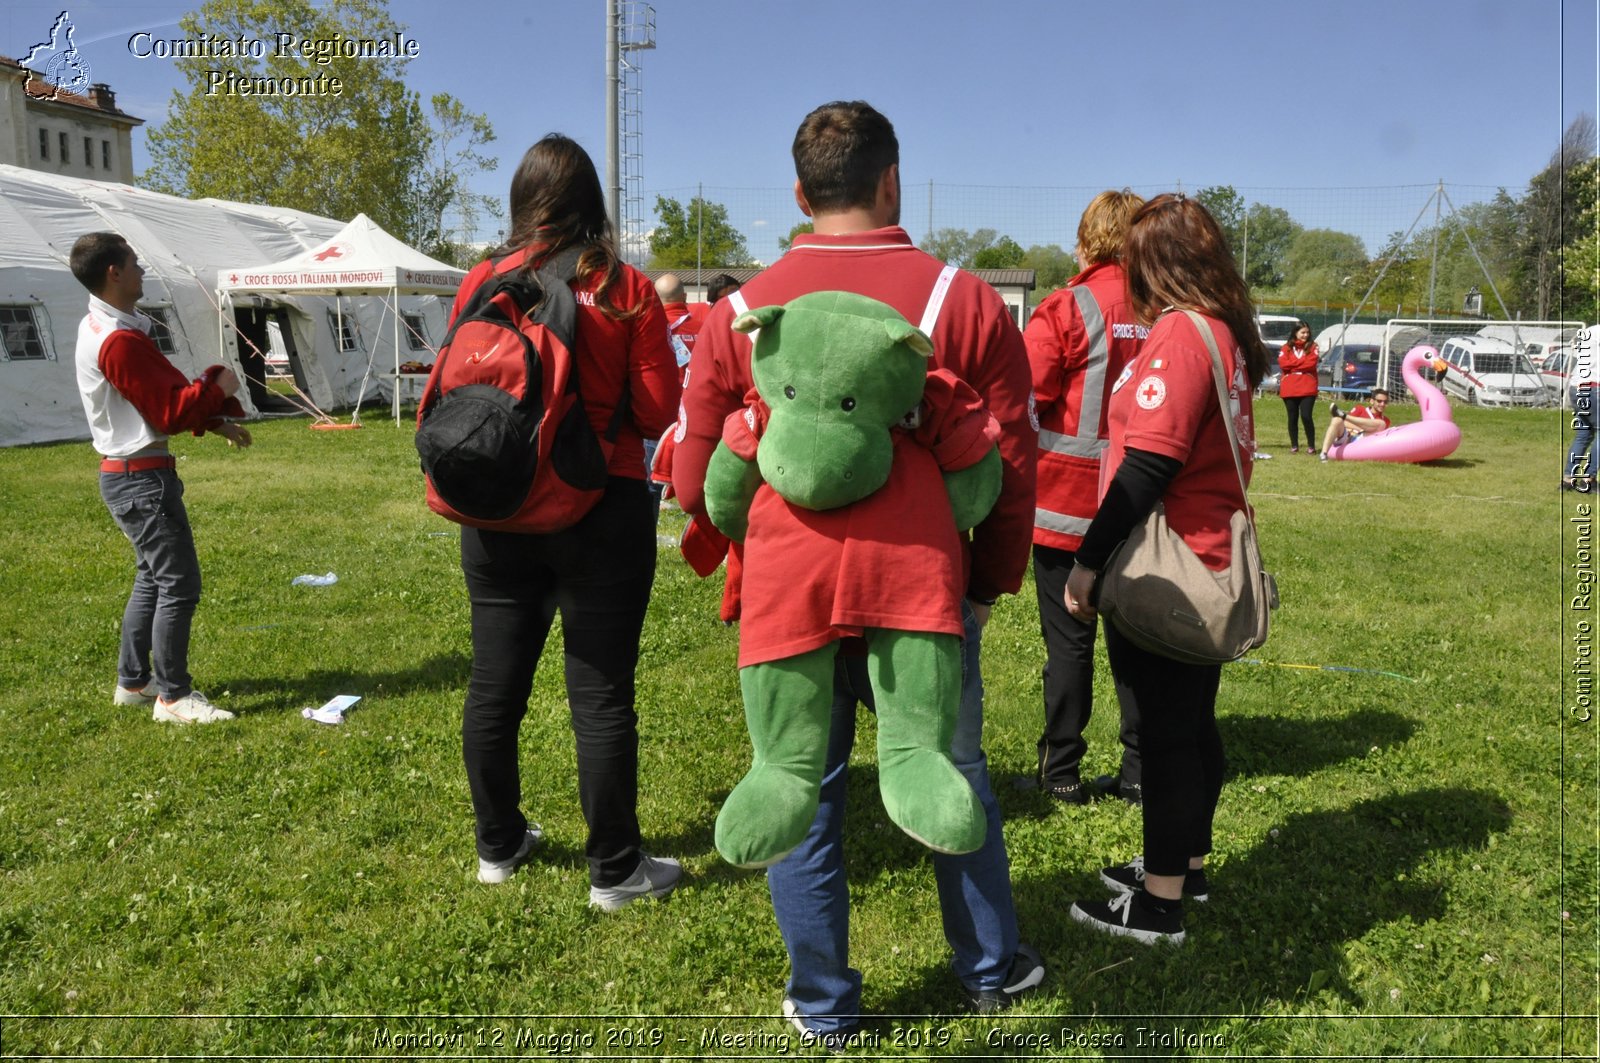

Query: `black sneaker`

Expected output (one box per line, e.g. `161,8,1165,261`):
1099,856,1209,902
1042,777,1088,805
964,942,1045,1013
1329,403,1345,420
1070,890,1185,945
1091,774,1142,805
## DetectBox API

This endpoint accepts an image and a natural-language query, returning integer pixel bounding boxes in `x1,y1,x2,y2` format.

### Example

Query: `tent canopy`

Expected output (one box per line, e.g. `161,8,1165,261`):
218,213,465,295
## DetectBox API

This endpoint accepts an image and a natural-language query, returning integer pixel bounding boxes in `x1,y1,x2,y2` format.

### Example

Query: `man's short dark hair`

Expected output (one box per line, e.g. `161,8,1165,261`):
706,273,741,304
791,101,898,214
70,232,132,293
1371,388,1390,400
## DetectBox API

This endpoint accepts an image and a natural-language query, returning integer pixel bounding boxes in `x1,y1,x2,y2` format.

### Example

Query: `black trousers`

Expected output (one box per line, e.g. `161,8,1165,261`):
1282,395,1317,448
1102,620,1224,877
1032,544,1139,787
459,476,657,887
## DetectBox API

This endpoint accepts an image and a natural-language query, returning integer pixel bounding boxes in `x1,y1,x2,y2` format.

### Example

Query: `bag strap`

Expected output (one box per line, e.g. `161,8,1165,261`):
1176,309,1251,508
919,265,959,335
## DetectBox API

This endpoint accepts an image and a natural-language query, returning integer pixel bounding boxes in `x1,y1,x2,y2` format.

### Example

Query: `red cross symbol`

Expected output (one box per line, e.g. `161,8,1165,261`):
1140,382,1161,403
314,245,343,261
228,273,238,284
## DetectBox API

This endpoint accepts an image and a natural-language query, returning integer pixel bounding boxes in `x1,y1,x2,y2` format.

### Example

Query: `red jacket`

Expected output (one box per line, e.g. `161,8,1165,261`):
1024,261,1144,551
451,249,679,479
673,226,1036,605
662,300,711,387
1277,341,1320,398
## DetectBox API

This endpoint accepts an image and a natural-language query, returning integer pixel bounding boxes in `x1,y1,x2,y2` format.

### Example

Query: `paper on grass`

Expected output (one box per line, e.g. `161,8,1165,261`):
302,694,361,725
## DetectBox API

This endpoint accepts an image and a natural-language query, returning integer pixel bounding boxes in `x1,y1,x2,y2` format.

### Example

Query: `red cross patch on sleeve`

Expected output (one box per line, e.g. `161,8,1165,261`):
1135,376,1167,410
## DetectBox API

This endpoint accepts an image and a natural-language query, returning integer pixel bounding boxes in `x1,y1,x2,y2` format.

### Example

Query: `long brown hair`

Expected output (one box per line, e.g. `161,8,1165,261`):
500,134,635,319
1124,193,1267,386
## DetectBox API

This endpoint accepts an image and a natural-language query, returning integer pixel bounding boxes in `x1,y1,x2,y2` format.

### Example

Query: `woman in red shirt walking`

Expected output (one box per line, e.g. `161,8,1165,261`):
1278,322,1319,452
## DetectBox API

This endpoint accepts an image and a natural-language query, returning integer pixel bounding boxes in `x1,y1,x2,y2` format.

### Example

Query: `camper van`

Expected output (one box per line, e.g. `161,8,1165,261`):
1437,336,1547,407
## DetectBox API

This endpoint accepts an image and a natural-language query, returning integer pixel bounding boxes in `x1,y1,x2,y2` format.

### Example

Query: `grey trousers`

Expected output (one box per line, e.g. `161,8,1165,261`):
100,468,200,700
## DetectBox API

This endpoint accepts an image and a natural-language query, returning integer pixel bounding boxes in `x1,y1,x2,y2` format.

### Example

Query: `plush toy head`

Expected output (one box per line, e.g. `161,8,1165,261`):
732,291,932,511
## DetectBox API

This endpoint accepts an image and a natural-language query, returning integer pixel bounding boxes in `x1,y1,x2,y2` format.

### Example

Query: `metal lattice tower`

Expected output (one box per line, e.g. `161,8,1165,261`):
618,2,654,264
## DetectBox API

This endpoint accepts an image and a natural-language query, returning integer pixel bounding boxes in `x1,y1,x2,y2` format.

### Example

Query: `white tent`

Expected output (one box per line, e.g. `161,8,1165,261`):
0,164,454,447
218,214,465,423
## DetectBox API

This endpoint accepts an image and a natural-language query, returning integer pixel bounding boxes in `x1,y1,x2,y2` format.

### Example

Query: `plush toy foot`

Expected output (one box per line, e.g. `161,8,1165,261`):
866,628,986,855
717,646,837,869
879,750,986,854
715,769,819,868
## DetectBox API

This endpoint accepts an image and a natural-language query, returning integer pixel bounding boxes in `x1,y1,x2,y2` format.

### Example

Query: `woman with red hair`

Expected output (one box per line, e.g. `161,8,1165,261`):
1061,193,1266,944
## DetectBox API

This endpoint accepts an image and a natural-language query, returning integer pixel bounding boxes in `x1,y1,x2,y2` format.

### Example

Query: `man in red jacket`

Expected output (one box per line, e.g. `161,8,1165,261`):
71,231,251,725
674,100,1041,1041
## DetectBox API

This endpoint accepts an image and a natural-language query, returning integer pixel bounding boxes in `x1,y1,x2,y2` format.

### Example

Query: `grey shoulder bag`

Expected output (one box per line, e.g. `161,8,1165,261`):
1097,310,1278,665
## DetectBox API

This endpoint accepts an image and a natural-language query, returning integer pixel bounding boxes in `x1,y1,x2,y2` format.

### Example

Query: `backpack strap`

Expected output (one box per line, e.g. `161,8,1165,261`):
918,264,959,335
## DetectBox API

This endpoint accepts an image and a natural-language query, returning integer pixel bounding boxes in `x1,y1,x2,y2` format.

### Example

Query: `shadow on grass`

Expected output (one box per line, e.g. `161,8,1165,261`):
211,651,472,713
1220,707,1414,780
998,707,1416,826
999,786,1512,1019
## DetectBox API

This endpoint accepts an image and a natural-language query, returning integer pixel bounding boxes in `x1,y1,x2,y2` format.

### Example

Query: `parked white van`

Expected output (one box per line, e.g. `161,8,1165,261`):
1437,335,1548,407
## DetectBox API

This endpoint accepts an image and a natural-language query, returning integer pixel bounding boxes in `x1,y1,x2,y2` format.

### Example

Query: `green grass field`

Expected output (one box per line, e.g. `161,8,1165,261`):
0,402,1589,1060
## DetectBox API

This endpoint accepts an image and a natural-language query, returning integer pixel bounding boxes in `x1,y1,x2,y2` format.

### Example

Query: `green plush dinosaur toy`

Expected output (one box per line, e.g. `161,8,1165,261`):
702,290,1003,868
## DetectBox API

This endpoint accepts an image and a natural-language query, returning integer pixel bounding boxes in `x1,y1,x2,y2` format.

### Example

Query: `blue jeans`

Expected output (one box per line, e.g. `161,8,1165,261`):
1568,386,1594,481
766,602,1019,1032
100,468,201,701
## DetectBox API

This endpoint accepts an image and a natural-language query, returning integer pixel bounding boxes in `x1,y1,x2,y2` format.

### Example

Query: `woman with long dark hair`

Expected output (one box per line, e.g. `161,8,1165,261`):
1061,193,1265,944
453,134,683,909
1278,321,1319,452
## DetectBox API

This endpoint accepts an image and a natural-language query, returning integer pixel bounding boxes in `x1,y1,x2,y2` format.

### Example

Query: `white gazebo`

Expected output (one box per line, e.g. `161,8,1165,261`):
218,213,465,423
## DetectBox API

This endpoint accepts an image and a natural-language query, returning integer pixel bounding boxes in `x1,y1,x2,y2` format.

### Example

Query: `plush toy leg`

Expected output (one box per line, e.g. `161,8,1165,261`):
866,629,987,854
715,644,837,869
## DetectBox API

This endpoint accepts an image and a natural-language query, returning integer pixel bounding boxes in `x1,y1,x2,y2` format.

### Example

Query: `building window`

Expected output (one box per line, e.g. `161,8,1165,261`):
84,136,93,167
39,129,48,160
0,306,48,361
102,140,111,170
401,312,430,351
327,310,362,352
59,132,69,163
140,307,178,357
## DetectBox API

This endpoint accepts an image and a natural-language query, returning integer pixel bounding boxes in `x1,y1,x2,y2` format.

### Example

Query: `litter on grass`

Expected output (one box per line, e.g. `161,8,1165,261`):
291,572,338,587
302,694,361,725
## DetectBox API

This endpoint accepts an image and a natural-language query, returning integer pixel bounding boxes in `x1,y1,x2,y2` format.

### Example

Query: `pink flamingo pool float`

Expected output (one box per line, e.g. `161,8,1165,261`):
1326,346,1461,463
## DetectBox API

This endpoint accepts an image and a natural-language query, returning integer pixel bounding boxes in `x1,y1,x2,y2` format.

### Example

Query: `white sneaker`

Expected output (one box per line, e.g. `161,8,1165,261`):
476,826,546,884
588,854,683,911
114,684,157,706
152,690,235,724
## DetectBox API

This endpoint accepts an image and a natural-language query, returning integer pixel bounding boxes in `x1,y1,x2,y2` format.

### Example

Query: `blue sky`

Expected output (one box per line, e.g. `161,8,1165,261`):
5,0,1596,262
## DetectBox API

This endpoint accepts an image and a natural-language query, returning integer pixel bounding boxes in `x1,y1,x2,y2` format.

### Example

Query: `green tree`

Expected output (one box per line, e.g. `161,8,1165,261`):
142,0,491,249
777,220,813,255
921,228,1014,268
1194,186,1244,251
971,236,1025,270
1021,243,1078,293
1240,204,1301,290
407,94,501,268
1284,229,1367,304
1514,115,1597,318
648,195,754,269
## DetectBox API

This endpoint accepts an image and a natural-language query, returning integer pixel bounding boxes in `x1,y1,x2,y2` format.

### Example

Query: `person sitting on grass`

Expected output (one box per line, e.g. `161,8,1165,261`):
1320,389,1391,461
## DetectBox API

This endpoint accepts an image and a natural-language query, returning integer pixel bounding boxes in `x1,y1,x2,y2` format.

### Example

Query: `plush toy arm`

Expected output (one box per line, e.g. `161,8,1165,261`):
704,443,761,542
943,446,1002,532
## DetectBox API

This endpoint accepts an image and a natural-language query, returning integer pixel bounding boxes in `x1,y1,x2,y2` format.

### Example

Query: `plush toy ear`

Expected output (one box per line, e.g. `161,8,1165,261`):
732,305,785,334
884,318,934,358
